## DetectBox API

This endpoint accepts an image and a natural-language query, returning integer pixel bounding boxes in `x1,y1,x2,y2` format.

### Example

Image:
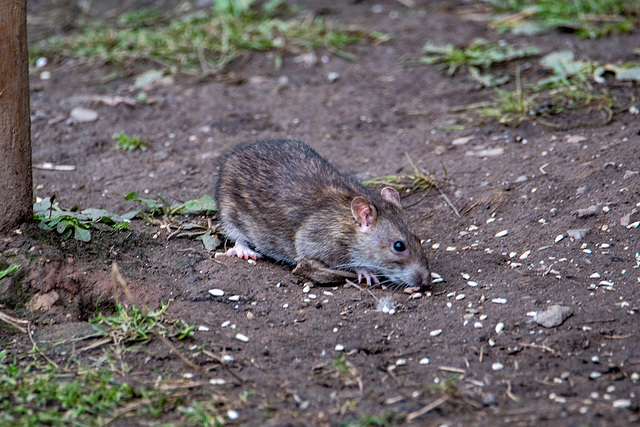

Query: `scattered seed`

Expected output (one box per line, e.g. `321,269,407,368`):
227,409,239,420
602,206,610,213
302,285,311,293
486,218,496,224
223,355,234,362
335,344,345,351
446,246,457,251
492,362,504,371
600,243,611,248
396,359,407,366
467,281,478,287
509,252,517,258
235,333,249,343
495,322,504,334
308,294,317,299
468,224,479,231
592,355,600,363
461,273,471,280
589,371,602,379
411,292,423,299
489,338,496,346
247,259,256,265
209,378,226,385
419,357,430,365
495,230,508,237
430,329,442,337
455,294,466,300
209,289,225,297
183,373,193,379
323,291,333,296
283,303,289,308
613,399,631,408
554,235,564,243
221,320,231,328
492,298,507,304
432,243,441,249
228,295,240,301
599,280,614,286
590,273,601,278
198,325,210,332
474,322,483,329
519,250,531,260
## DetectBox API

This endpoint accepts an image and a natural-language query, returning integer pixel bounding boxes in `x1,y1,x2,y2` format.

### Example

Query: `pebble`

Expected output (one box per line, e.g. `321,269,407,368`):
535,305,573,328
492,362,504,371
209,289,225,297
70,107,98,122
567,228,590,240
235,333,249,342
577,205,598,217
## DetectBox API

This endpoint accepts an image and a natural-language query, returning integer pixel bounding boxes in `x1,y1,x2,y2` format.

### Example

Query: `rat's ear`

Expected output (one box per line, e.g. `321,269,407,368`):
381,187,401,208
351,197,376,230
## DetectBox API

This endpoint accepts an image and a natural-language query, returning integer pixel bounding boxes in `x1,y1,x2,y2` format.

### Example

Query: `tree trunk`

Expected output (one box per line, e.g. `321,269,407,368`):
0,0,33,232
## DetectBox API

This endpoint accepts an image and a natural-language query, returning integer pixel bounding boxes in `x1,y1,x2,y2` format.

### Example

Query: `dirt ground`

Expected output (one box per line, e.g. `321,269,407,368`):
2,0,640,425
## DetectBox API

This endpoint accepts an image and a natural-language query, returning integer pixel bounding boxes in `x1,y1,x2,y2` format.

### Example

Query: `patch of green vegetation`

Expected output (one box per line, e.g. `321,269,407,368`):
343,410,399,427
0,264,19,280
33,197,138,242
91,301,194,343
364,154,438,193
180,400,225,427
488,0,639,38
429,374,461,397
0,352,156,425
478,53,614,124
421,38,539,86
114,132,147,152
332,354,350,374
30,0,390,73
125,192,220,251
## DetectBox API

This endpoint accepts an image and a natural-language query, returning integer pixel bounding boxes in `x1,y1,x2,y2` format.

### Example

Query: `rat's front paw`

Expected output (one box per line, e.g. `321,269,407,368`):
226,242,263,261
356,268,380,287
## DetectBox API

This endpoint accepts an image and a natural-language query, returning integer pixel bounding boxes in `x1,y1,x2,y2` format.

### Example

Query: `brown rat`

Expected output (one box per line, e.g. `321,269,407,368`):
215,139,431,288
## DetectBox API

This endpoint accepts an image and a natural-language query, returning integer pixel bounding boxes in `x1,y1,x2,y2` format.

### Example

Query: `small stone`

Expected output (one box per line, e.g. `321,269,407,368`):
209,289,225,297
535,305,573,328
567,228,590,240
577,205,598,218
70,107,98,122
492,362,504,371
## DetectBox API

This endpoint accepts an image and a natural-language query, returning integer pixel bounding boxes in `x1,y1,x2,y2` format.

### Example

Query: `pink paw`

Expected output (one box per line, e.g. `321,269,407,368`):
356,268,380,287
226,243,262,261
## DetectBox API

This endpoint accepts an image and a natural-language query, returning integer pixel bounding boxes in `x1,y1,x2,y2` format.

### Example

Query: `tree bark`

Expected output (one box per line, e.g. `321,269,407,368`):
0,0,33,232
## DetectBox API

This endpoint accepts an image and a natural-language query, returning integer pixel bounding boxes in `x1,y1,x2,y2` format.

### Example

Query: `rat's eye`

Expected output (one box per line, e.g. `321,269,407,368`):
393,241,406,252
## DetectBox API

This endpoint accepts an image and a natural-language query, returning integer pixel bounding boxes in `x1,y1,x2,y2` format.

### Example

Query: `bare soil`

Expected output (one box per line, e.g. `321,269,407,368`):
2,1,640,425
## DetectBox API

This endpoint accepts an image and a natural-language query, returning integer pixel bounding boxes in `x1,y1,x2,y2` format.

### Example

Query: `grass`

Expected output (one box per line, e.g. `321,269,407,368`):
363,154,438,194
420,38,539,86
114,132,147,151
488,0,639,38
30,1,390,73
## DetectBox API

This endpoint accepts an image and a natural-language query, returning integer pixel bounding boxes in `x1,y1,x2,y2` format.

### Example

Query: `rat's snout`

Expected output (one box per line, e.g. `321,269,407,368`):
405,263,431,288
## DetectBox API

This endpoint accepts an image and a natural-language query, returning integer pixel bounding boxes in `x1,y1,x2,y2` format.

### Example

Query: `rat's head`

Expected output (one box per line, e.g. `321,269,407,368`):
349,187,431,289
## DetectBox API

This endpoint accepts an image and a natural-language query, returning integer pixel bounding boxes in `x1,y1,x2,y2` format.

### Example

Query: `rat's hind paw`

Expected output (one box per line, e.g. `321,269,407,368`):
226,242,263,261
356,268,380,287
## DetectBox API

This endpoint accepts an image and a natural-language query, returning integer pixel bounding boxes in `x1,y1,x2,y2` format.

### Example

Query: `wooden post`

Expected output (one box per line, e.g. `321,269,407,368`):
0,0,33,232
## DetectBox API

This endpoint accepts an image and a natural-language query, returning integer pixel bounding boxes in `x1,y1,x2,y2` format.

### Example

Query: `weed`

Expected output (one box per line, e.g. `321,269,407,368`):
343,410,399,427
421,38,539,86
429,374,461,397
0,264,19,280
31,1,390,73
91,301,194,343
33,197,137,242
489,0,639,38
363,154,437,193
333,354,350,374
114,132,147,151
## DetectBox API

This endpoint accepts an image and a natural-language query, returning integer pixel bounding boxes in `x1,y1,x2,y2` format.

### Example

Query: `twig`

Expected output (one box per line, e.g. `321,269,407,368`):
521,342,556,354
202,349,244,383
0,309,29,333
506,380,521,402
436,184,461,217
159,335,209,377
27,323,59,368
406,396,449,422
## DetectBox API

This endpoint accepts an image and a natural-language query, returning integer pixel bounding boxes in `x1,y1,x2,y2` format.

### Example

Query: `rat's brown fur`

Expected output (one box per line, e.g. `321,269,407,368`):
215,140,431,288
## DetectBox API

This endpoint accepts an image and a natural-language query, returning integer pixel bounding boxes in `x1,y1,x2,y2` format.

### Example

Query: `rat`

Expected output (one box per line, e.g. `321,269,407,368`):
215,139,431,288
